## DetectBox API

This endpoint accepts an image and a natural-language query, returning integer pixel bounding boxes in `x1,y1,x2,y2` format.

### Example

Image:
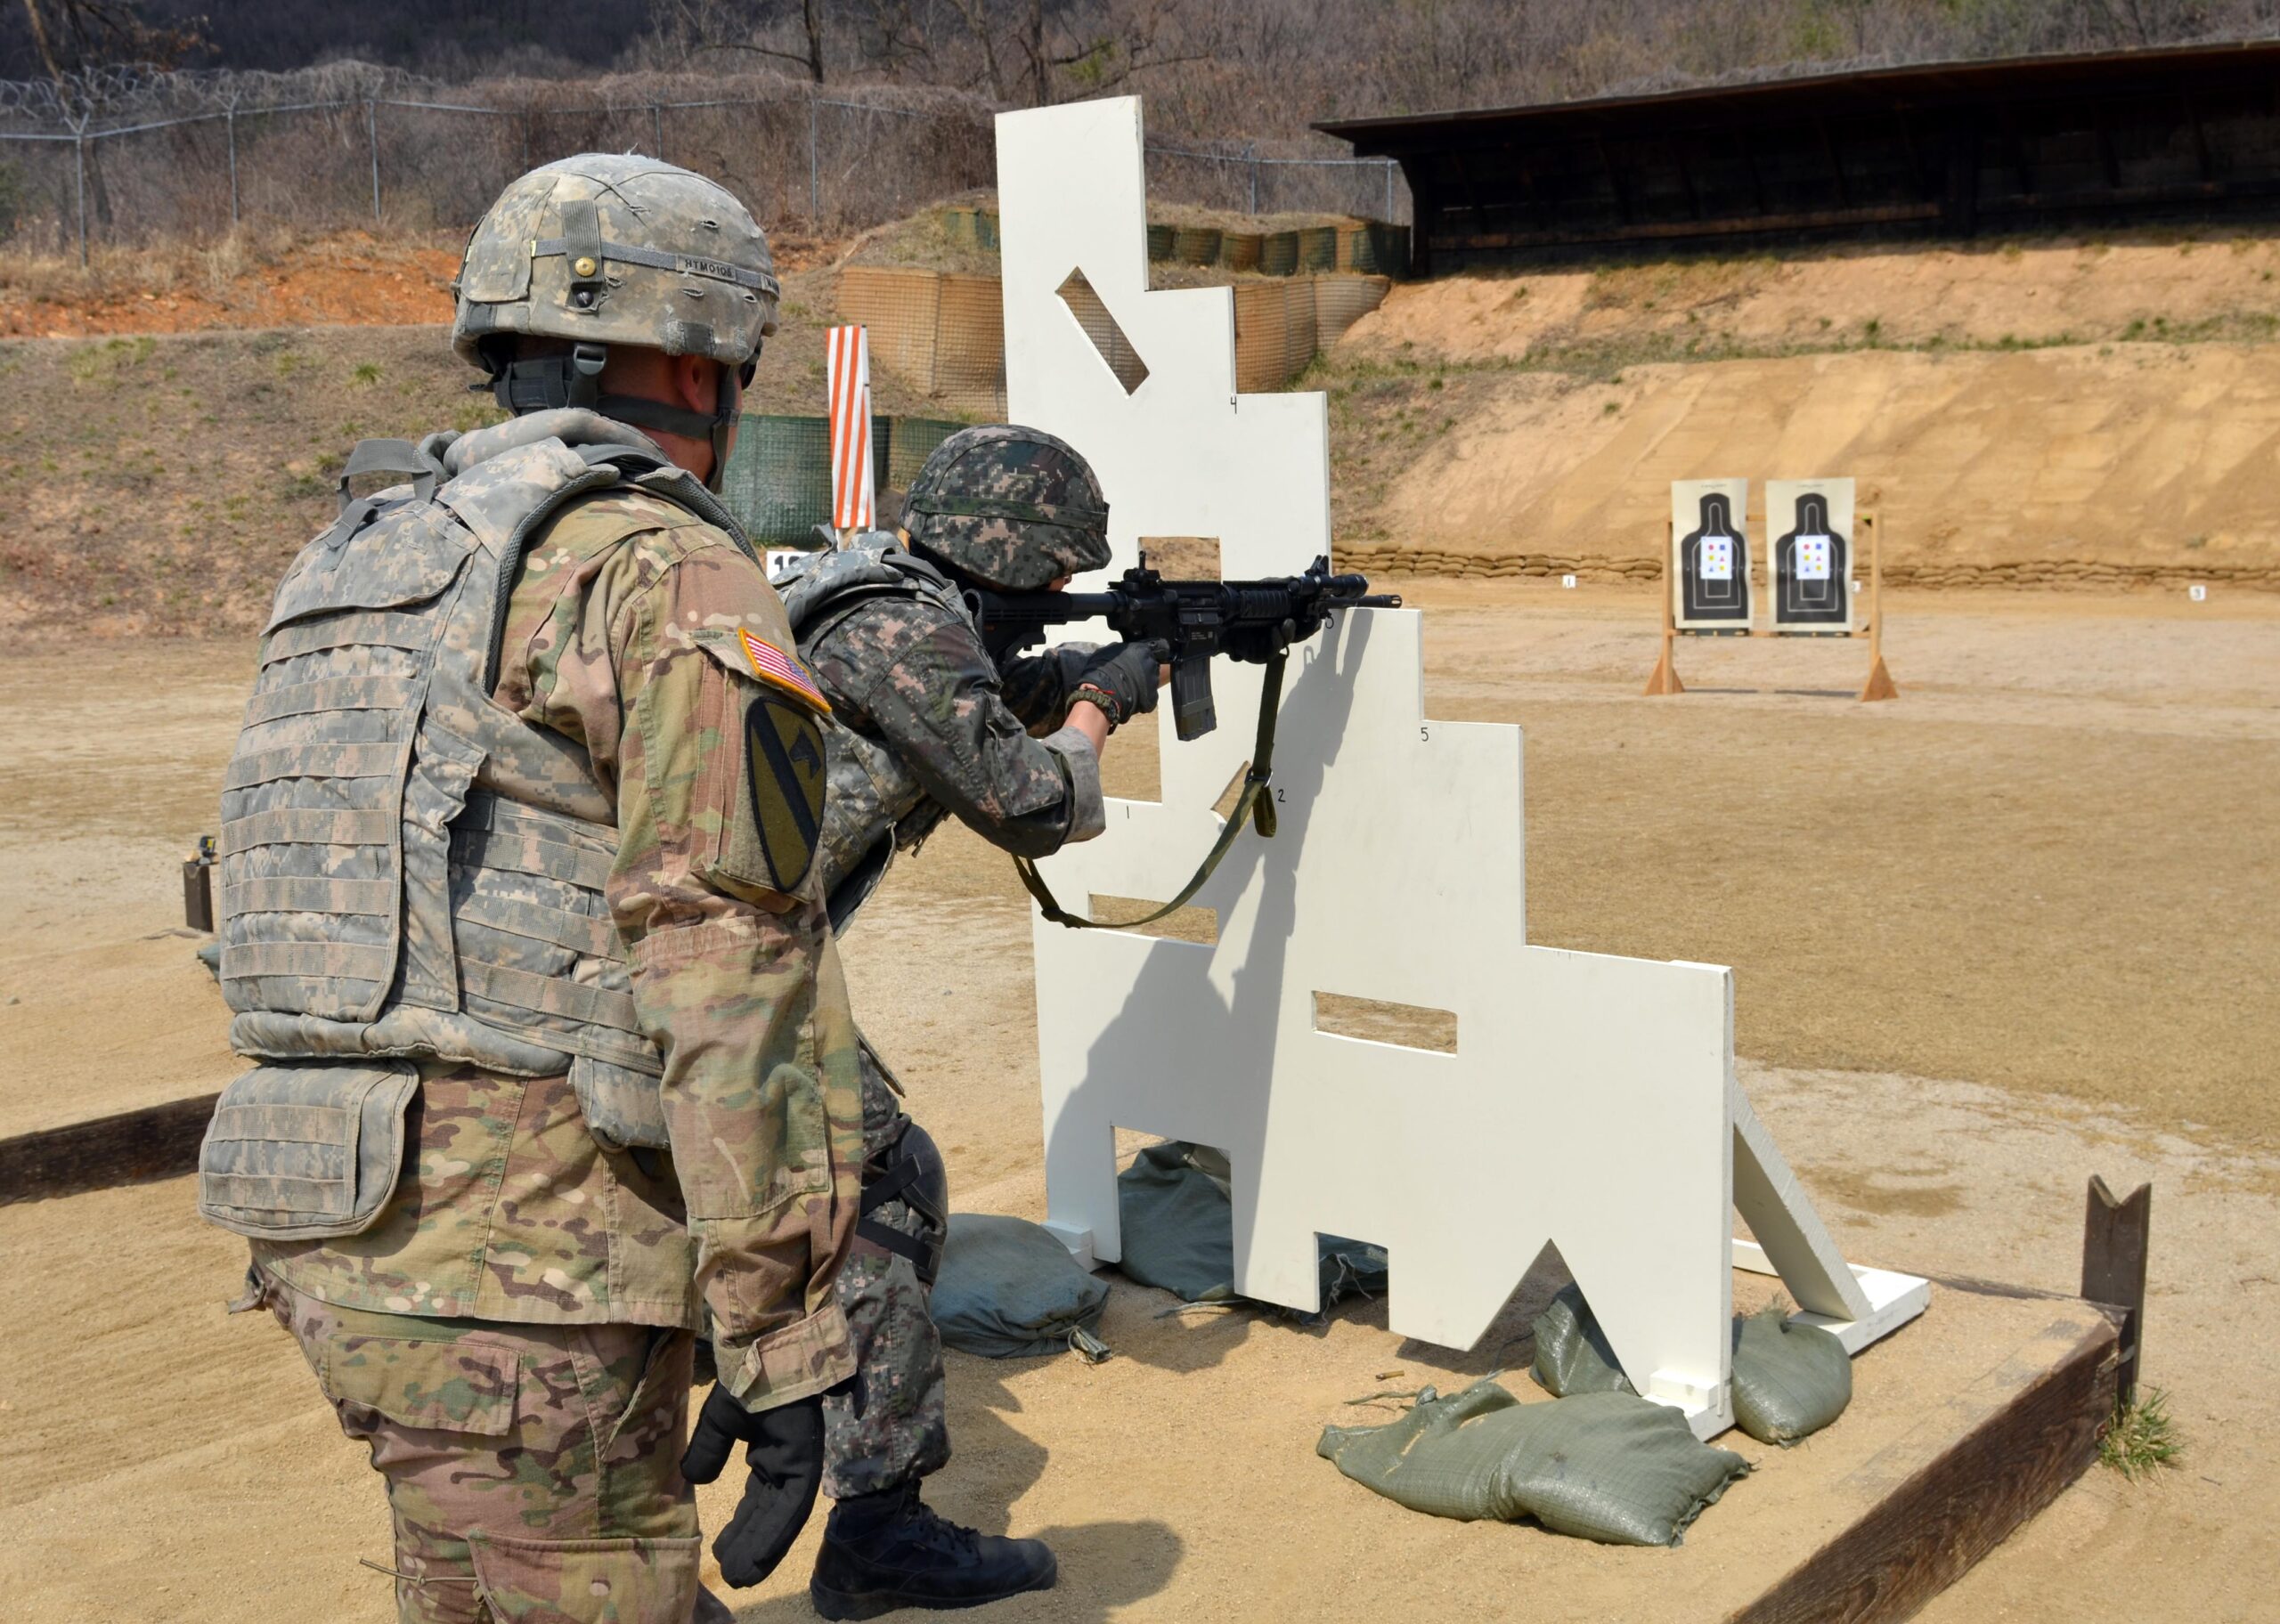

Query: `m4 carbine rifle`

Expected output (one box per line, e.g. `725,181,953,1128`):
963,554,1401,742
965,555,1401,930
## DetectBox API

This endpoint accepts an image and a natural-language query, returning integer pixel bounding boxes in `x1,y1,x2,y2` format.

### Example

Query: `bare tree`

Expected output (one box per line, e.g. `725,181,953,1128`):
658,0,828,84
19,0,200,85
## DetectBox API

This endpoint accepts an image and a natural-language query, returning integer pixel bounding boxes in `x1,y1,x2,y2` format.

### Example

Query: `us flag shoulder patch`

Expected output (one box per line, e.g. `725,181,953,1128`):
737,629,832,715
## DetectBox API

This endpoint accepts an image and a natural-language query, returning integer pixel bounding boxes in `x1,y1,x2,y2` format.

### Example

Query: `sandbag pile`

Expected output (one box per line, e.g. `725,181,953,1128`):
1317,1379,1750,1547
1531,1284,1853,1446
1116,1141,1388,1310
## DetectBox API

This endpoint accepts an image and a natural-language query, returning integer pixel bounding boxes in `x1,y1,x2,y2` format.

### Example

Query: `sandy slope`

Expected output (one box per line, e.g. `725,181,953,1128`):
1328,230,2280,582
1349,345,2280,577
1346,234,2280,363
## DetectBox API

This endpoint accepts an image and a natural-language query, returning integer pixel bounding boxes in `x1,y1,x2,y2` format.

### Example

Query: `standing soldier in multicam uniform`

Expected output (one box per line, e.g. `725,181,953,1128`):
199,156,871,1622
771,425,1165,1620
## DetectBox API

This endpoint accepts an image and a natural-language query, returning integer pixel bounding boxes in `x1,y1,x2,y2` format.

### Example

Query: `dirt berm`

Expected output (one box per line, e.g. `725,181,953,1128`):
1324,230,2280,591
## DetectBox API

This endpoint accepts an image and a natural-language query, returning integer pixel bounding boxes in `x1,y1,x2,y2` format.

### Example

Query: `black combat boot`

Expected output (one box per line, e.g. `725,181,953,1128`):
809,1483,1056,1619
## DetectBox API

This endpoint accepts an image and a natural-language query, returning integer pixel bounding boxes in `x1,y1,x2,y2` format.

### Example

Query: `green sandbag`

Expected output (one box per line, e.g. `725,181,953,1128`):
1730,1307,1852,1444
1531,1283,1633,1397
1116,1143,1238,1300
932,1214,1110,1360
1115,1141,1387,1309
1318,1379,1749,1547
1532,1288,1854,1446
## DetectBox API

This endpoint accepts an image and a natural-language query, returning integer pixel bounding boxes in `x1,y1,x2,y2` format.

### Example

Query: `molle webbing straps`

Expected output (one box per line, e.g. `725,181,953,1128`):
1015,648,1287,931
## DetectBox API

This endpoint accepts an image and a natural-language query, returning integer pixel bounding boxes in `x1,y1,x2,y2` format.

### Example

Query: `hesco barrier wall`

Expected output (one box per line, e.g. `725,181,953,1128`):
839,266,1009,417
720,414,965,545
1232,275,1392,393
995,210,1406,277
839,265,1390,404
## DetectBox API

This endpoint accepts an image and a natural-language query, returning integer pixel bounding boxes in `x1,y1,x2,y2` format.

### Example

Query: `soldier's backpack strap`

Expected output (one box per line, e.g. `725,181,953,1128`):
1013,647,1287,931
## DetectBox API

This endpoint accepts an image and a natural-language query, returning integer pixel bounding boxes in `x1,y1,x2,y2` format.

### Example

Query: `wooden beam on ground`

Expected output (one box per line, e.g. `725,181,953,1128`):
0,1094,218,1206
1729,1304,2117,1624
2081,1174,2153,1406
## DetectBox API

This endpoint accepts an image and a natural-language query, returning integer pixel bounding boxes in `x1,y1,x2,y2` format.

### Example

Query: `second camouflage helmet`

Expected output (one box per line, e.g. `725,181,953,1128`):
900,425,1112,590
452,153,779,372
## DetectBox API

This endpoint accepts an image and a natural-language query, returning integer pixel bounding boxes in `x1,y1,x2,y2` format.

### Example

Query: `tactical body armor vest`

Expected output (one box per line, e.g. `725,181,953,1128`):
775,540,972,930
210,423,757,1231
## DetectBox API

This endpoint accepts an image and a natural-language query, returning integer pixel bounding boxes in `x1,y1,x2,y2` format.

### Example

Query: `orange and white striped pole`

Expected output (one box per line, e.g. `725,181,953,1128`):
825,324,875,544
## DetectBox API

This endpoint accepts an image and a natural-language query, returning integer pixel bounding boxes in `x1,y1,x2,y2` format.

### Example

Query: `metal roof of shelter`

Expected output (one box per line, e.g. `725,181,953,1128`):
1317,41,2280,270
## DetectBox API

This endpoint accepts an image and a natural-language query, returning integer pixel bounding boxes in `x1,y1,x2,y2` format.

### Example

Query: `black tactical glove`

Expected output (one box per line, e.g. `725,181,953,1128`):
1070,638,1168,728
681,1381,839,1587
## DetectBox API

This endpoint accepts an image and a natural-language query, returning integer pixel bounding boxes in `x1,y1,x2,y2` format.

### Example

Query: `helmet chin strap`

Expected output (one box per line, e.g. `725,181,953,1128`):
492,342,744,492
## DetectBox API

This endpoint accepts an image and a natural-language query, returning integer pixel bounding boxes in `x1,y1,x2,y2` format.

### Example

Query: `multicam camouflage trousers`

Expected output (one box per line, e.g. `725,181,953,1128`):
262,1273,703,1624
820,1041,951,1500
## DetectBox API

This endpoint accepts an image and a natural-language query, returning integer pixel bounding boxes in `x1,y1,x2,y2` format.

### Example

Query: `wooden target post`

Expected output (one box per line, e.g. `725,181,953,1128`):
1643,519,1685,695
1859,508,1899,702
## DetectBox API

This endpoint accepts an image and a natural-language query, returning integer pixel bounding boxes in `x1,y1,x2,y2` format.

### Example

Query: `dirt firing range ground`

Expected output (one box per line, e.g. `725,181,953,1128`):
1,586,2275,1620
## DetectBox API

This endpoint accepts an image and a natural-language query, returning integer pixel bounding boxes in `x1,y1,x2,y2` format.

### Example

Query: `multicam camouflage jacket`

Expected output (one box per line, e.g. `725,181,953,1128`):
208,408,863,1409
776,539,1107,930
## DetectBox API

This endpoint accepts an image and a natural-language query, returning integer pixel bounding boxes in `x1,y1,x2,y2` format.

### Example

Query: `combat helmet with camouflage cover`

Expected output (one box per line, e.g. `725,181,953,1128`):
452,153,779,483
900,425,1112,590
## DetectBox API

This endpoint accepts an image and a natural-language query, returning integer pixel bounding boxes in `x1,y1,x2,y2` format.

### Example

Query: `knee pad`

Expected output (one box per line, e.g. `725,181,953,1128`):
858,1120,949,1286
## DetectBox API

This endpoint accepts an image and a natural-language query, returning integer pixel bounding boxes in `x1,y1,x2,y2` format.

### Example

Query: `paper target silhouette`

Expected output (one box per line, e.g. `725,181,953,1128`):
1670,479,1752,632
1768,479,1857,633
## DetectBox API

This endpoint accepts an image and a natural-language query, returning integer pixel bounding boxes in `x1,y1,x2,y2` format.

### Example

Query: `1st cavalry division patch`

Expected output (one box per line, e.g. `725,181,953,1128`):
745,694,826,893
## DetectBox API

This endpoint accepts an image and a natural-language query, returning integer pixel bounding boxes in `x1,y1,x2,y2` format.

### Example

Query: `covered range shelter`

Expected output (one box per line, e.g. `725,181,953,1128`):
1318,42,2280,272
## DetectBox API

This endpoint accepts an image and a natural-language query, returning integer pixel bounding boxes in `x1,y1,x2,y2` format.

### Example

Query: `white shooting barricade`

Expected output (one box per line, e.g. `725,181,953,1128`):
997,96,1925,1439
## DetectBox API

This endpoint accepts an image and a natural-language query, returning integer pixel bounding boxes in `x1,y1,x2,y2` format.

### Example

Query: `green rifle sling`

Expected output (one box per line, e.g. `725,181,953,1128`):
1015,649,1287,931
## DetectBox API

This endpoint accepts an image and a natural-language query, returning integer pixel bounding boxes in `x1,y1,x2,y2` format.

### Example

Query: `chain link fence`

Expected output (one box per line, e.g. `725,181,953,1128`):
1144,138,1409,223
0,69,1406,262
